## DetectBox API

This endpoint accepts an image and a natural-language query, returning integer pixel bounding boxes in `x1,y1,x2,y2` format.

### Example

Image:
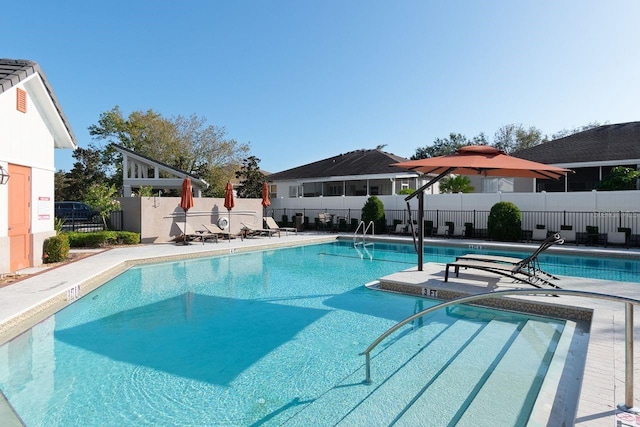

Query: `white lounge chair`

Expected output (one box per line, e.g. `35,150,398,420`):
433,225,449,238
531,225,547,241
608,231,627,247
449,224,465,238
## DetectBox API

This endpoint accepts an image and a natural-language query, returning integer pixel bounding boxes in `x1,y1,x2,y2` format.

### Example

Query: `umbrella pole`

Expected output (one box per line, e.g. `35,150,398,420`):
184,211,189,246
228,210,231,242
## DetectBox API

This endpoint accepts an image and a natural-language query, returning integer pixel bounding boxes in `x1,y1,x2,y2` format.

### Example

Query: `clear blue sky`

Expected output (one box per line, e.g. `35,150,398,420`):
4,1,639,174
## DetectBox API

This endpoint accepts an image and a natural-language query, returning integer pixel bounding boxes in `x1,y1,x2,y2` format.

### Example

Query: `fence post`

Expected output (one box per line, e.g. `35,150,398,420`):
620,211,623,229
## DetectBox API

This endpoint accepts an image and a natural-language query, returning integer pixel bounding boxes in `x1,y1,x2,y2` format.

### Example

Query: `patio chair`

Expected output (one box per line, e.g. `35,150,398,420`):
444,233,564,289
264,216,297,235
201,223,235,240
317,213,332,231
175,222,218,244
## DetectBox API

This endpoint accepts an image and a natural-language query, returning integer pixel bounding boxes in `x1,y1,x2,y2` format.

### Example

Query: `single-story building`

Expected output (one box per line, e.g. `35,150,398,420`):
0,59,77,273
266,149,434,199
513,122,640,192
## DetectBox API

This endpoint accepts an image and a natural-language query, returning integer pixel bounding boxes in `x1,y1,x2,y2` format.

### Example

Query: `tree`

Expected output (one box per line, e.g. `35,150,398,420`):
84,183,121,228
88,106,250,196
439,175,474,193
411,133,487,159
494,124,543,153
550,122,603,140
62,147,109,201
235,156,264,198
596,167,640,191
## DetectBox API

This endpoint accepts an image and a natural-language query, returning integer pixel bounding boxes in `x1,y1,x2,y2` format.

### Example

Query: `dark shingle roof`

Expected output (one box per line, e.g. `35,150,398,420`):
0,58,77,147
267,149,413,181
513,122,640,164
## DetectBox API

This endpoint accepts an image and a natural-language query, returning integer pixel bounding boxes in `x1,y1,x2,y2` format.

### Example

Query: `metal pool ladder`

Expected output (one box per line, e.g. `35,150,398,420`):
353,221,375,260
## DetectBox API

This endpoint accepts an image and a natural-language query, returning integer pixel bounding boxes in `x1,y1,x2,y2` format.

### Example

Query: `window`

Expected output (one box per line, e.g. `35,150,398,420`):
323,181,344,196
482,177,514,193
16,88,27,113
288,185,299,198
303,182,323,197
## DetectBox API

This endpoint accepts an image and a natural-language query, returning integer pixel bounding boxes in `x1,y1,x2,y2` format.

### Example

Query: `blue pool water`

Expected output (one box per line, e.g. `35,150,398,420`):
0,242,580,426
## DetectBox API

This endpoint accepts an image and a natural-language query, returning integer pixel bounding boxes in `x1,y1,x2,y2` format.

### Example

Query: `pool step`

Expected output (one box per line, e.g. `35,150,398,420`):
338,318,524,426
285,317,562,426
454,319,563,426
285,317,501,425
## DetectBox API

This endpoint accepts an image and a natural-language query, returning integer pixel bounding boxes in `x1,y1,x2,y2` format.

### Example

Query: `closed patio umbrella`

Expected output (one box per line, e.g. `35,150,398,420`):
392,145,572,270
224,182,235,241
180,177,195,245
261,181,270,212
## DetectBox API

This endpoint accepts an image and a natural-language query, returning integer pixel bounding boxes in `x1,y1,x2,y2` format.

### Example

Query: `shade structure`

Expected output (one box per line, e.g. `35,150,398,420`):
392,145,572,271
180,178,195,245
261,182,271,209
224,182,235,241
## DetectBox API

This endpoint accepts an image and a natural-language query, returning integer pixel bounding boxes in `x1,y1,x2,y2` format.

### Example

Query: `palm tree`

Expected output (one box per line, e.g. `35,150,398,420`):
439,175,474,193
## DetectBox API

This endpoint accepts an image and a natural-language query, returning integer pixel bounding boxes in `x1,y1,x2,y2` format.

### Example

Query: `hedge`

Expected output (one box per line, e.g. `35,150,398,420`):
65,231,140,248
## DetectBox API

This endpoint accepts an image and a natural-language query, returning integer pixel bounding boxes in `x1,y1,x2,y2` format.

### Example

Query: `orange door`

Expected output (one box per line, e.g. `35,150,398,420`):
8,164,32,271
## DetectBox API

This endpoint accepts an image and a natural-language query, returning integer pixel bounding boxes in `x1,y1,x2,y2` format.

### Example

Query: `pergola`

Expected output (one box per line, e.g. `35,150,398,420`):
112,144,209,197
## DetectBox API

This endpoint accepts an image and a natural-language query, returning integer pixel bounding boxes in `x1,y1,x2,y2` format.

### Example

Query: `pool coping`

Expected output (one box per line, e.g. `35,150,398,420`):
0,233,638,426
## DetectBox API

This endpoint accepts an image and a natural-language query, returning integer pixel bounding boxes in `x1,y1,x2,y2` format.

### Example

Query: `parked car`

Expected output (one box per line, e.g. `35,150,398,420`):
54,202,98,221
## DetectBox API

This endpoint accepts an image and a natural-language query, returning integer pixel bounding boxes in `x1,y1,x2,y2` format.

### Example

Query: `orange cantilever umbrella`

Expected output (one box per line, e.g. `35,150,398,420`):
392,145,570,180
224,182,235,241
180,177,195,245
392,145,572,270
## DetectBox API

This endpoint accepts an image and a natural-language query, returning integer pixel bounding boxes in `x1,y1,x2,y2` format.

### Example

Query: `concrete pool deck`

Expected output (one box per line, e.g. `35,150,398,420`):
0,233,639,426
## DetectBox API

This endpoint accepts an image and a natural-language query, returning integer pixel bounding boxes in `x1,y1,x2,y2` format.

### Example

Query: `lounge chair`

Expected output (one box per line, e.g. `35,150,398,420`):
264,216,297,235
531,225,547,241
433,225,449,238
175,222,218,244
453,233,562,281
607,231,627,247
444,233,564,289
240,222,279,238
449,224,465,238
201,223,235,240
559,226,576,244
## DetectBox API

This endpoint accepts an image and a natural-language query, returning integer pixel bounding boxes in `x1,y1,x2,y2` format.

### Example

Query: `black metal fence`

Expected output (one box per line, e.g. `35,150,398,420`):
59,211,123,232
267,208,640,237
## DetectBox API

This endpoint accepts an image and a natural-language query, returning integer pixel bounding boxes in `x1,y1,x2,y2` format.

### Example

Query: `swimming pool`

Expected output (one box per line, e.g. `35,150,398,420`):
0,241,583,426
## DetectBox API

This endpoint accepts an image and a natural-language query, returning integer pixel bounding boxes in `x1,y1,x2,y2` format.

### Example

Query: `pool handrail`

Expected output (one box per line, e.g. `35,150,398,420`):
353,220,375,246
360,288,640,414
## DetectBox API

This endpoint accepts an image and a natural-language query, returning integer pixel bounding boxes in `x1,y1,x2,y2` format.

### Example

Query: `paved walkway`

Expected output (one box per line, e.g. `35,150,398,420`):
0,234,639,426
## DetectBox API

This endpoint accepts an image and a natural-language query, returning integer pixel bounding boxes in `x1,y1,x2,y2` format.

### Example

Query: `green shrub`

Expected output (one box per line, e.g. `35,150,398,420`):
487,202,522,242
116,231,140,245
44,234,70,263
362,196,384,223
65,231,139,247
